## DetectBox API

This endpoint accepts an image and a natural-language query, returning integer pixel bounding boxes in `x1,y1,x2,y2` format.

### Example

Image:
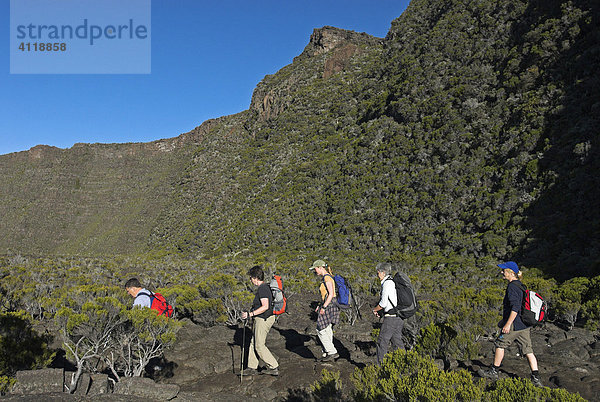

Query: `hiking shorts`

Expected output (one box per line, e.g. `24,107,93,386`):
495,326,533,355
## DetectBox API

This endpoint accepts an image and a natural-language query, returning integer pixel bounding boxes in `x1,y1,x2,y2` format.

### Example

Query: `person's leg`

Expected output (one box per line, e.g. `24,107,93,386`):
526,353,538,371
516,328,537,371
517,328,542,386
389,317,405,352
376,317,395,365
253,316,279,369
246,322,259,370
528,354,542,387
493,347,505,367
317,324,337,355
480,347,504,379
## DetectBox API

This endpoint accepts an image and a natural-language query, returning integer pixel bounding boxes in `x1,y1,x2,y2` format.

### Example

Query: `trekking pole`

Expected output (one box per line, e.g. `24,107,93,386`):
240,316,246,384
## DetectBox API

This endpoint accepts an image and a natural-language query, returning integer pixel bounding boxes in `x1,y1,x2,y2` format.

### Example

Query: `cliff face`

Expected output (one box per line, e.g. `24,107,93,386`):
1,0,598,277
0,131,203,255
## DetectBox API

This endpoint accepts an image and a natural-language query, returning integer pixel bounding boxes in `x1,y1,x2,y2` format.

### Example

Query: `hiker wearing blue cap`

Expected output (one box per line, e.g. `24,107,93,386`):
481,261,542,387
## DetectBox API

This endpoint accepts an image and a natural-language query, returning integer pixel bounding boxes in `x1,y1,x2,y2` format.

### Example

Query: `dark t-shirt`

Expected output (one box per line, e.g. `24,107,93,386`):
501,280,527,331
252,282,273,319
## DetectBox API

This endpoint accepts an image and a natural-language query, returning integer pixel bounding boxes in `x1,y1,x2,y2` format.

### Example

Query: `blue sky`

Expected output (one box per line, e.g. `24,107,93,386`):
1,1,410,156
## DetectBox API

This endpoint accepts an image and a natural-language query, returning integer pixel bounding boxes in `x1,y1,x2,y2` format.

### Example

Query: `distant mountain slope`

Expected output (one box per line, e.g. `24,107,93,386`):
1,0,598,278
0,133,201,255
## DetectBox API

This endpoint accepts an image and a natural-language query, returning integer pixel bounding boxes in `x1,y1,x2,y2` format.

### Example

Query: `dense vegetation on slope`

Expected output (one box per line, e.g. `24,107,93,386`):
0,139,197,255
150,0,599,279
0,0,597,278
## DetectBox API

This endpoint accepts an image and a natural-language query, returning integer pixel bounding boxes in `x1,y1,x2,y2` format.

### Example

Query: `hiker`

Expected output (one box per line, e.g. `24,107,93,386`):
240,265,279,376
372,262,405,365
481,261,542,387
310,259,340,362
125,278,152,308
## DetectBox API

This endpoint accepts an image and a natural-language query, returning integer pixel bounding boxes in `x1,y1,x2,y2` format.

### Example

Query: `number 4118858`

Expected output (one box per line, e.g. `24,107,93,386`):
19,43,67,51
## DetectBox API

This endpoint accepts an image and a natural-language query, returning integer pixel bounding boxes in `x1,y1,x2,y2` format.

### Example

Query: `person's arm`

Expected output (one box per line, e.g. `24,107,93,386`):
503,283,522,333
373,279,392,316
251,297,270,316
372,304,383,316
502,310,518,333
242,285,271,319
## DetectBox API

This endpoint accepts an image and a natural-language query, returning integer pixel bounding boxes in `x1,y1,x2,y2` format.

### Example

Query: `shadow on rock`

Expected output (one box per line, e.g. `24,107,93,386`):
275,328,315,359
354,340,376,357
229,323,252,370
146,356,177,380
284,387,314,402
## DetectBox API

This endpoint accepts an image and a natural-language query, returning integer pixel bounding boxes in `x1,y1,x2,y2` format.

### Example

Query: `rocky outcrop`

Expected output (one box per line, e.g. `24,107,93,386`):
114,377,180,400
300,26,380,58
249,26,381,122
11,368,64,394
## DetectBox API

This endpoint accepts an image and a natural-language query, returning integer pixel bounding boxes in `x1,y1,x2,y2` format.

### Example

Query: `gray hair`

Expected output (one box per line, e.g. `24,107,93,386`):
376,262,393,275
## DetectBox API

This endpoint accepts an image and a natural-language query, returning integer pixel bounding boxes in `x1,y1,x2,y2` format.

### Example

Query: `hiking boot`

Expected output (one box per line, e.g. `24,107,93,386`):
239,367,258,376
531,374,543,388
480,366,499,380
260,367,279,376
320,353,339,362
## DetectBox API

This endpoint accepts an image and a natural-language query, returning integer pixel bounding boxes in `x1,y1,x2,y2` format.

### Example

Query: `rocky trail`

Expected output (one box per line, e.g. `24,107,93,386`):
161,295,600,401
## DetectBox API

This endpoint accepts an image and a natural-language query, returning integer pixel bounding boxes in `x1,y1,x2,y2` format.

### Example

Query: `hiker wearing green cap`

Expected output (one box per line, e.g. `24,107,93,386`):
310,259,340,362
481,261,542,387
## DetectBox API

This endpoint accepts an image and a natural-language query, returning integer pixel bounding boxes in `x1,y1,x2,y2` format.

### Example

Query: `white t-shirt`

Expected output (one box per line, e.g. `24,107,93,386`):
133,288,152,308
378,276,398,313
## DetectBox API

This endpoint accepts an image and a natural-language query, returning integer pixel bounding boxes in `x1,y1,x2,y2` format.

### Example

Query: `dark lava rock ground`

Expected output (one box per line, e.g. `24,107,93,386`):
159,293,600,401
2,292,599,401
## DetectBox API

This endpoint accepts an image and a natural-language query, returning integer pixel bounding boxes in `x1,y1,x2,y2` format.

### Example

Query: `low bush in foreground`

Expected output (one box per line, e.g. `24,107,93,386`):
308,350,585,401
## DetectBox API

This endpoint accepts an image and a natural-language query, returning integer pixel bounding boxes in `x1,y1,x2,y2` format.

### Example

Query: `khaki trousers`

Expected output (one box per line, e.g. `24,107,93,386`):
247,315,278,369
317,323,338,355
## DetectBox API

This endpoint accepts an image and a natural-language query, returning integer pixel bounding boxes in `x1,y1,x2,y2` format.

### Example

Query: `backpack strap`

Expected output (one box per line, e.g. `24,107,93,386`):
322,274,336,300
136,290,154,299
383,276,398,311
135,290,155,306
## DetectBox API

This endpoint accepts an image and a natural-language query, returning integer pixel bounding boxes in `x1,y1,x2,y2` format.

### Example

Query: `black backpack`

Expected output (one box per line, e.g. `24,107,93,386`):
387,272,419,319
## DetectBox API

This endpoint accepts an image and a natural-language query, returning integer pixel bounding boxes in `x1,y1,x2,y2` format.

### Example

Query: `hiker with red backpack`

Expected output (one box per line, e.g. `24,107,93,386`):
481,261,543,387
125,278,152,308
310,259,340,362
240,265,279,376
125,277,174,317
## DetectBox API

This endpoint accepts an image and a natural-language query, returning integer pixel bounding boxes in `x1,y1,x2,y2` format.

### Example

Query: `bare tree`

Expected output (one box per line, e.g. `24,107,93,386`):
56,297,126,393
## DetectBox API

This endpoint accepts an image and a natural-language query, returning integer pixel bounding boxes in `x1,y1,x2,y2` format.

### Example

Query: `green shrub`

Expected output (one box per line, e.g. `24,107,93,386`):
350,349,584,402
414,322,457,358
580,276,600,331
0,311,55,377
351,349,483,401
485,377,585,401
311,369,343,401
0,376,16,396
553,277,591,327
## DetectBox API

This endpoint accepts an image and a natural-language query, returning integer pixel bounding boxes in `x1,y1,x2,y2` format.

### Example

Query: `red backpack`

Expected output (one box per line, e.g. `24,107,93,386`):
138,291,174,317
270,275,287,315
